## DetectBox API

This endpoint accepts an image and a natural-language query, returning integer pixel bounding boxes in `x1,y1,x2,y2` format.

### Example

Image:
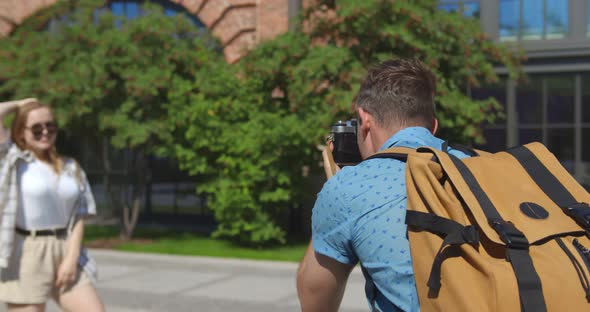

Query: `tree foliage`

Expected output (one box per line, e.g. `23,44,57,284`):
0,0,523,246
168,33,348,245
0,0,220,153
169,0,523,245
0,0,223,239
301,0,523,142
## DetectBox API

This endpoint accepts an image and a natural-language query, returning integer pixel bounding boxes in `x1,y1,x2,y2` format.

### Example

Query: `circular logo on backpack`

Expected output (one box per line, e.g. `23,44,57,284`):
519,202,549,220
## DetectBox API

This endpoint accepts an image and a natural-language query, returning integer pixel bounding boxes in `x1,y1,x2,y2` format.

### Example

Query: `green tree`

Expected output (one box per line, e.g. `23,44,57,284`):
170,0,523,245
0,0,223,239
1,0,524,246
302,0,523,141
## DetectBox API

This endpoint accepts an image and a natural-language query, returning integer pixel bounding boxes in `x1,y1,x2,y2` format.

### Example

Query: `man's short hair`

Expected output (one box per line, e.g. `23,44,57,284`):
355,58,436,129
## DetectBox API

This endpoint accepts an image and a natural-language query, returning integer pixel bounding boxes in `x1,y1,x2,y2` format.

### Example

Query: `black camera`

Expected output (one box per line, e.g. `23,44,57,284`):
329,119,362,166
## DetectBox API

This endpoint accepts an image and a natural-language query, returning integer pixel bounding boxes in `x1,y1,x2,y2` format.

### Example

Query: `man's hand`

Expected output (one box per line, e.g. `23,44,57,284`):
55,255,78,289
297,241,354,312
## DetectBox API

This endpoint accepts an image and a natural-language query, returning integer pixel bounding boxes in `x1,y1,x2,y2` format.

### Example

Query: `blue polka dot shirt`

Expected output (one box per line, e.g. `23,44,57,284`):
312,127,469,312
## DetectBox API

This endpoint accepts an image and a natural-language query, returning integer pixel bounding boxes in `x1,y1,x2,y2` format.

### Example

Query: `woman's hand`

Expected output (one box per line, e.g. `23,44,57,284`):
17,98,37,107
0,98,37,141
0,98,36,119
55,255,78,289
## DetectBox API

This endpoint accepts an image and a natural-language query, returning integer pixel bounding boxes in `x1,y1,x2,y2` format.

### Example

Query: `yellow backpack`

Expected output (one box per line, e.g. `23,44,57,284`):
373,143,590,312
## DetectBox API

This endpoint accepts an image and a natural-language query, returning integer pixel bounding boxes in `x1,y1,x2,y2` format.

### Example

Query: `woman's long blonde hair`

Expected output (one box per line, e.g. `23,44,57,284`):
10,100,63,173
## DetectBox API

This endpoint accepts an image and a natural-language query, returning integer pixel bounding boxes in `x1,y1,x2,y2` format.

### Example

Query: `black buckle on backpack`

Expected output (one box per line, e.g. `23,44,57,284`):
562,203,590,229
489,219,529,250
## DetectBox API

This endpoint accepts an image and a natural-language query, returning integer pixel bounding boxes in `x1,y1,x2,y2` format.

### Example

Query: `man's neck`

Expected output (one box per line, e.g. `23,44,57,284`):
370,126,402,153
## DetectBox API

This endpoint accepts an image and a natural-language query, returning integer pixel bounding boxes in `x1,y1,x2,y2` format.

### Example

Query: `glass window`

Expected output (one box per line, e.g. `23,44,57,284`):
522,0,543,40
500,0,568,41
471,81,507,126
438,1,480,18
480,129,507,152
582,74,590,123
546,76,574,124
547,128,575,173
110,2,126,16
463,1,480,18
111,1,140,18
439,3,459,13
519,128,542,145
109,0,204,27
516,77,543,124
500,0,520,41
546,0,568,39
479,73,585,178
584,128,590,162
471,81,507,151
514,74,579,176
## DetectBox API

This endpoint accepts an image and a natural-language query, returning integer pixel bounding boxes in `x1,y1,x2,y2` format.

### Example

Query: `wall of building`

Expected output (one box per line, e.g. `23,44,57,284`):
0,0,295,63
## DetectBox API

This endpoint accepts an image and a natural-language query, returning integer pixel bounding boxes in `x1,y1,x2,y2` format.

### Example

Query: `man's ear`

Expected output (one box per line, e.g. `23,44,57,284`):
431,118,439,135
357,108,372,135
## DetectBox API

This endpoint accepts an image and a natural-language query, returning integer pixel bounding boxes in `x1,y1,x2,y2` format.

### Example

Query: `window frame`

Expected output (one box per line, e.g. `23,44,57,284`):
499,0,569,41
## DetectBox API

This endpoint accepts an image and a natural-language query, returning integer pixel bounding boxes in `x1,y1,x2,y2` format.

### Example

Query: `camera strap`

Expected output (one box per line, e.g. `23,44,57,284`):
324,142,340,177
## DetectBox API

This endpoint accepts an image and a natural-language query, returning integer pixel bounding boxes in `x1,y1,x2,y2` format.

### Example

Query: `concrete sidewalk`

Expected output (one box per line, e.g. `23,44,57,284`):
36,249,368,312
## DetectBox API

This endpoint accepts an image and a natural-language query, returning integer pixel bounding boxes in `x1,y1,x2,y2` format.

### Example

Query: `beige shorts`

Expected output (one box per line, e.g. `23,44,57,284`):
0,233,91,304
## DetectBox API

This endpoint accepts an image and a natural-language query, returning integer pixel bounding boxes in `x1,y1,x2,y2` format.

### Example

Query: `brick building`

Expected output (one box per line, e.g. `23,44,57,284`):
0,0,302,63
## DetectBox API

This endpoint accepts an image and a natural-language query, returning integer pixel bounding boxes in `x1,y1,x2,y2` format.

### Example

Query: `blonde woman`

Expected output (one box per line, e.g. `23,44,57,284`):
0,98,104,312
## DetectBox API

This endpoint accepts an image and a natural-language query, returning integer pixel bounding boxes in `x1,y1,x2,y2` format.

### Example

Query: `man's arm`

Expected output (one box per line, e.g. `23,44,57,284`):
297,240,355,312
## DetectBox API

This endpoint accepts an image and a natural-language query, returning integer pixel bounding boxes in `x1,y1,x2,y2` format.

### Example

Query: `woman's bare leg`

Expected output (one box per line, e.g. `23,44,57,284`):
54,283,104,312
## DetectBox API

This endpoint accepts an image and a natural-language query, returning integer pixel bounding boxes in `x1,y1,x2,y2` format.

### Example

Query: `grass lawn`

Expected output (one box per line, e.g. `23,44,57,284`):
84,225,308,262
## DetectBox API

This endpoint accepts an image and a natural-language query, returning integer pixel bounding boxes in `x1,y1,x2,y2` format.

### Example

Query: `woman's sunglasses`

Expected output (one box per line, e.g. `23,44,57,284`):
25,121,58,138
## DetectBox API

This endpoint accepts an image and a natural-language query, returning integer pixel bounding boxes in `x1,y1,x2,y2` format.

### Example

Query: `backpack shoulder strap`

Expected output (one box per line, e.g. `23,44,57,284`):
365,147,417,162
442,141,492,157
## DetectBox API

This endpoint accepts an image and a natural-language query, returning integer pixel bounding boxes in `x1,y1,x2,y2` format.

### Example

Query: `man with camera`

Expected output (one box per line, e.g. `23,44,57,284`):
296,58,469,312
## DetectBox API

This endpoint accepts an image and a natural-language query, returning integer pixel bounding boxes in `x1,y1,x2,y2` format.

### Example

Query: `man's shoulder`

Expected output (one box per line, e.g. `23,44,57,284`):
317,157,406,200
338,157,406,176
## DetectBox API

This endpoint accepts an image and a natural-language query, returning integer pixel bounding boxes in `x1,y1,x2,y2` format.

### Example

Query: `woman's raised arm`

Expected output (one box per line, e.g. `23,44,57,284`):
0,98,37,143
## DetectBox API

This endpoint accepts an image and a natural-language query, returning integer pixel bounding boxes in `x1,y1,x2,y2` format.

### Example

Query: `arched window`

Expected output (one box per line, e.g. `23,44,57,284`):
105,0,217,47
46,0,208,37
109,0,205,28
438,0,480,19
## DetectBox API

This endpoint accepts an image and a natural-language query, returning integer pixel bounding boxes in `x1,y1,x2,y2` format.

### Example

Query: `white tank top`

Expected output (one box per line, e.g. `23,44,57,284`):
16,159,80,230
